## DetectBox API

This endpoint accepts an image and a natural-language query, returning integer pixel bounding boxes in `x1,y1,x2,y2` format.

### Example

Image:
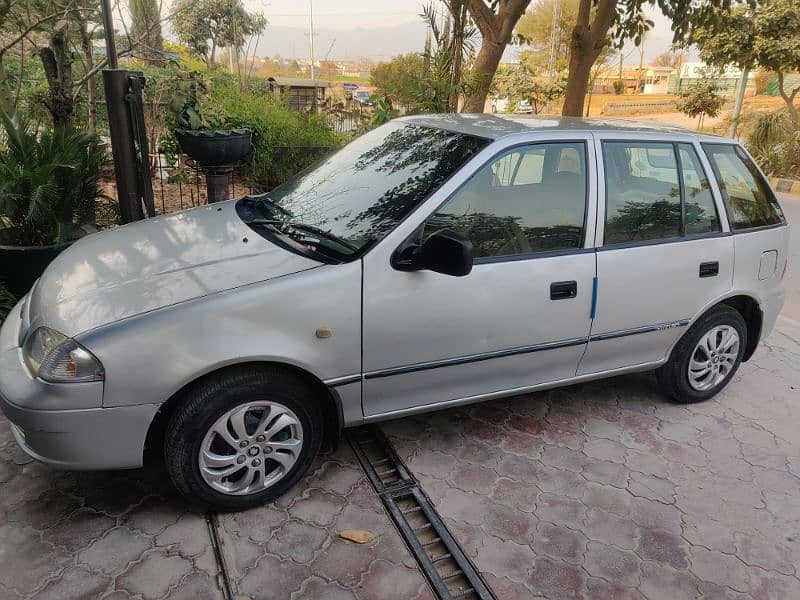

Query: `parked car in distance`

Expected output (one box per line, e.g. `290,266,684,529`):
0,116,788,511
353,90,373,106
516,99,533,114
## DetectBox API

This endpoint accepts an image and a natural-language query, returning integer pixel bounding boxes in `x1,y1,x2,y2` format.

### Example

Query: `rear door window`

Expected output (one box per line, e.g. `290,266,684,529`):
678,143,720,235
702,143,785,230
602,142,681,244
602,141,724,245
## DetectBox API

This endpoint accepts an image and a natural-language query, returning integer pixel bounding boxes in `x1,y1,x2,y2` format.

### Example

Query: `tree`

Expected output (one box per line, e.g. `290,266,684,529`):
371,53,427,108
561,0,743,117
172,0,266,69
675,77,725,130
461,0,532,113
493,63,564,113
689,0,800,125
516,0,579,74
652,50,684,69
130,0,163,65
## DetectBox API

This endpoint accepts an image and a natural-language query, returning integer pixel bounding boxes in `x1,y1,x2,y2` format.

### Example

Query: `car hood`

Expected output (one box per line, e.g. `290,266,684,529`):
28,200,320,338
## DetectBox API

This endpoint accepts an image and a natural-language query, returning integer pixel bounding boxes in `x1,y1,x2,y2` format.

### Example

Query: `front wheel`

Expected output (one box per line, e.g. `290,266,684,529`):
164,366,323,511
656,305,747,404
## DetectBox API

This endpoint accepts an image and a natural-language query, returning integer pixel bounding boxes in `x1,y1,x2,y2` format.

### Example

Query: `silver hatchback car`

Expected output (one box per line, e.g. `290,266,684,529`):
1,115,789,510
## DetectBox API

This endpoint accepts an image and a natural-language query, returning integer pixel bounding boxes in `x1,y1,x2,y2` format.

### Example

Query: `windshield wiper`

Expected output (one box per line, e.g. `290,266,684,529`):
244,193,293,218
284,222,359,252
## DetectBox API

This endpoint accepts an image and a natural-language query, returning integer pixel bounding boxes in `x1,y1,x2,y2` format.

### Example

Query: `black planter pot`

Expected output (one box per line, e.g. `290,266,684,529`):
174,129,252,167
0,239,71,298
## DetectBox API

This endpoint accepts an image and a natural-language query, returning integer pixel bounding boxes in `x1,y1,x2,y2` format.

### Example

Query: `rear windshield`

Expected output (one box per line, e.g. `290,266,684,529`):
702,143,785,230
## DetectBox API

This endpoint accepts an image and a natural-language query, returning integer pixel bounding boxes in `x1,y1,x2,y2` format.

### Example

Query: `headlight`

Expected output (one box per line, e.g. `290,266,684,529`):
22,327,104,383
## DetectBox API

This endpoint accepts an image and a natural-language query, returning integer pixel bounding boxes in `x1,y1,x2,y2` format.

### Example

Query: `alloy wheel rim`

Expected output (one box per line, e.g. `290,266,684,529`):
198,401,303,496
687,325,740,392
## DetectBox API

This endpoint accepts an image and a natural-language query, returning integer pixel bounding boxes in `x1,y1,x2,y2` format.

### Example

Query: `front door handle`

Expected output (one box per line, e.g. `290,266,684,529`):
550,280,577,300
699,261,719,278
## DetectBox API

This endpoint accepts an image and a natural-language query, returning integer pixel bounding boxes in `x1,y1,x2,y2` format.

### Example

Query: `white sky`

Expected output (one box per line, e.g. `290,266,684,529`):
151,0,681,62
243,0,428,30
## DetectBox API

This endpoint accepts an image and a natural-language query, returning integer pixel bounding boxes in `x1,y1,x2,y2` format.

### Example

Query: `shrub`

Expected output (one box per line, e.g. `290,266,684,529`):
208,79,340,189
0,114,107,245
747,109,800,179
0,281,15,324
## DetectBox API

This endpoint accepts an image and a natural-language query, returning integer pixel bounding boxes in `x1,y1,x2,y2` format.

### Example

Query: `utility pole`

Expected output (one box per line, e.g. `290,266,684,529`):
636,35,645,94
546,0,560,79
729,67,749,138
309,0,316,80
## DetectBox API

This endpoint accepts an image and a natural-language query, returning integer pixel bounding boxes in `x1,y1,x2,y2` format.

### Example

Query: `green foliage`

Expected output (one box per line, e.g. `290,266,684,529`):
165,70,224,130
613,79,625,95
0,113,107,246
493,63,565,114
516,0,579,74
747,109,800,179
207,78,339,189
371,96,399,126
370,53,427,108
370,3,476,113
0,281,16,324
675,78,725,130
688,0,800,123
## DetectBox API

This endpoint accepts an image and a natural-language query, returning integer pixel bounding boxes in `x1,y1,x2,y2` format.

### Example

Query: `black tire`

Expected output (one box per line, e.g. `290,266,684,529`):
164,365,323,511
656,305,747,404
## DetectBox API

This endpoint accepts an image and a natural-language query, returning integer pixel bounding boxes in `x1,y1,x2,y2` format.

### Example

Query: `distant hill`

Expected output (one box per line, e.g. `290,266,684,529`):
254,21,428,62
250,13,690,66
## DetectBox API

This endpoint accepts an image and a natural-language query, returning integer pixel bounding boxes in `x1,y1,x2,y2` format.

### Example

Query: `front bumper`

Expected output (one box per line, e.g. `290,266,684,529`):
1,296,159,470
1,394,159,469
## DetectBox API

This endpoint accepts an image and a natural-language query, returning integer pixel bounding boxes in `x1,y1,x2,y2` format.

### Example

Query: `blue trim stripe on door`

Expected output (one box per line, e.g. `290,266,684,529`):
590,276,598,319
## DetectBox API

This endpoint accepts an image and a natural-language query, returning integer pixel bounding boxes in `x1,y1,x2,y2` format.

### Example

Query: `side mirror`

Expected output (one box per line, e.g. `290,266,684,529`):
393,229,473,277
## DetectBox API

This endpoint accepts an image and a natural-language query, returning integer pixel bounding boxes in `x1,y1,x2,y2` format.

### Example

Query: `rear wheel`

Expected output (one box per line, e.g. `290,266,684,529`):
656,306,747,404
164,366,323,511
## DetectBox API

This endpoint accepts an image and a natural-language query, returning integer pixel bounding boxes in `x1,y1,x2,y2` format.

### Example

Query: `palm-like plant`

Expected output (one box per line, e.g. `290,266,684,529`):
0,114,107,246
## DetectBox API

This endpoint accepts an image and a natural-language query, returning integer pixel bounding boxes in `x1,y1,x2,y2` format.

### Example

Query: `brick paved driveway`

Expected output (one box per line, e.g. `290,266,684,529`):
1,197,799,599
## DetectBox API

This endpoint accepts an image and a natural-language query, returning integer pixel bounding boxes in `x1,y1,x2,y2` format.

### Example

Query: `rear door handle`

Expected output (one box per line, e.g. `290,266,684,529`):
550,281,577,300
699,261,719,278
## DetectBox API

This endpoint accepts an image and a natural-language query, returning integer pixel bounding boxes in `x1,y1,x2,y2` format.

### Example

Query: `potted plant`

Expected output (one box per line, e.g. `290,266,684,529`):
0,114,107,296
170,72,252,167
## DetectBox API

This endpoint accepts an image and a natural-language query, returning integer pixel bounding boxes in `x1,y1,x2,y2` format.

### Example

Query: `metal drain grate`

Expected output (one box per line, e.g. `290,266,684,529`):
348,426,495,600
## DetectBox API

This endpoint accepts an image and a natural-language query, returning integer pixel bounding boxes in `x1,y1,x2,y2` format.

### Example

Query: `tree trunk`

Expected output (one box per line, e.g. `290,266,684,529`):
78,18,96,133
461,39,505,113
209,39,217,68
776,71,800,126
0,58,14,116
462,0,532,114
40,27,74,127
562,30,596,117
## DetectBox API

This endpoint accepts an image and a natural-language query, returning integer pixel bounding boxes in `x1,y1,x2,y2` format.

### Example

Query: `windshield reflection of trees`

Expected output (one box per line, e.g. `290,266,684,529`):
265,124,487,251
345,126,488,242
605,198,718,244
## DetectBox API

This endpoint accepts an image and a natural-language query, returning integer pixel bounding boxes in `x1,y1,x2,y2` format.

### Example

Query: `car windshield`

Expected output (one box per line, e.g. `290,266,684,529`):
241,121,489,260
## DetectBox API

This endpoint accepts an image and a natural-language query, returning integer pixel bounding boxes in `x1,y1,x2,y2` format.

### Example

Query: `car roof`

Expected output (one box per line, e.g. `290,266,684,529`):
397,113,729,142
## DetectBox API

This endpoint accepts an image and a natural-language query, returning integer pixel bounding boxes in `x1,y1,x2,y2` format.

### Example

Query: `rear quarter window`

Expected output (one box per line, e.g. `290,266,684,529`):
702,143,786,230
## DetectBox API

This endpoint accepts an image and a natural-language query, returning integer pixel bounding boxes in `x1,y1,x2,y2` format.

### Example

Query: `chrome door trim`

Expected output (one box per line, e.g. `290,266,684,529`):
588,319,690,342
360,359,665,424
324,374,362,387
363,337,589,380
